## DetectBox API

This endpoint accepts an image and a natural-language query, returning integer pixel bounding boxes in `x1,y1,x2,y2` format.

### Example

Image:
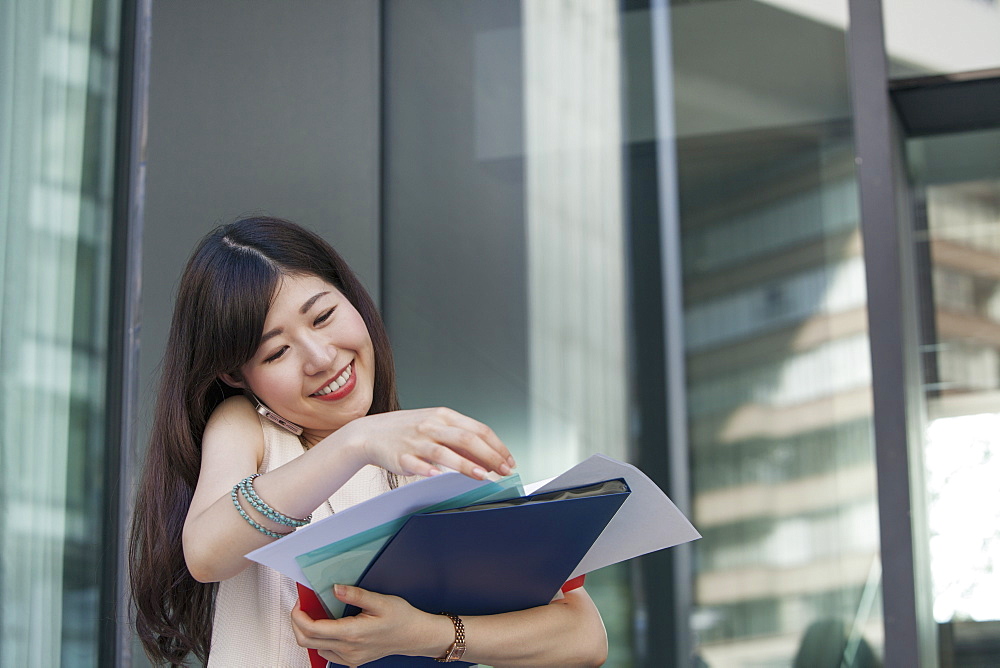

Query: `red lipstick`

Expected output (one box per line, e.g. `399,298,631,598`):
311,362,356,402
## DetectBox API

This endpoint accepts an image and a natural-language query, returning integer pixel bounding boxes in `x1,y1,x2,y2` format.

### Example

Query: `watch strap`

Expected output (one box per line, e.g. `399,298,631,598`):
435,613,467,662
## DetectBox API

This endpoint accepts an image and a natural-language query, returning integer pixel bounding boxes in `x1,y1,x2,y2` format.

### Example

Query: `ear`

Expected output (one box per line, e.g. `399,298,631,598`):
219,372,245,389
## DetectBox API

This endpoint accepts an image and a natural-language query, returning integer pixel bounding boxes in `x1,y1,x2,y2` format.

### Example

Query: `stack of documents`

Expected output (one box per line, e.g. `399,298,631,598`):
246,454,700,667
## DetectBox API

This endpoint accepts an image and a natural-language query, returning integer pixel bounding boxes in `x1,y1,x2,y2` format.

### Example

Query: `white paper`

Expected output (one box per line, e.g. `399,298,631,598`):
245,473,493,585
534,454,701,578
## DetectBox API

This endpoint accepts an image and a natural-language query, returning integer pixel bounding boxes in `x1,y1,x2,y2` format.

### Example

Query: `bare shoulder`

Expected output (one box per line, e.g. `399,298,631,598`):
203,395,264,458
207,394,258,428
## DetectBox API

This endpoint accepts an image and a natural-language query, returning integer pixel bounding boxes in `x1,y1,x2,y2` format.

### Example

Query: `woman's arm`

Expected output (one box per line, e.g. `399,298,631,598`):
291,585,608,667
182,397,514,583
182,396,362,582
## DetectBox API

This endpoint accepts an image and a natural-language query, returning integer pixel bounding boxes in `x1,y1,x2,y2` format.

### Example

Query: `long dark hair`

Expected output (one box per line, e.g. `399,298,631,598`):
128,216,399,665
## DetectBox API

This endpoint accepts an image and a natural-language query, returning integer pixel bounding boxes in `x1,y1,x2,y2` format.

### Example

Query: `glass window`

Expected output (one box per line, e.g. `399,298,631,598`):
666,1,884,665
882,0,1000,79
0,0,121,665
381,1,888,666
381,0,634,663
907,128,1000,664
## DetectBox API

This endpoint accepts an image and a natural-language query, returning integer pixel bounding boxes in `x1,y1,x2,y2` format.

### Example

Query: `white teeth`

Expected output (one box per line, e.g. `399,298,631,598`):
313,364,352,396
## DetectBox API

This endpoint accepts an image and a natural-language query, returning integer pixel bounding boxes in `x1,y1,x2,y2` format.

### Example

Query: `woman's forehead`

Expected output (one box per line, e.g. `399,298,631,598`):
274,273,339,299
266,274,343,318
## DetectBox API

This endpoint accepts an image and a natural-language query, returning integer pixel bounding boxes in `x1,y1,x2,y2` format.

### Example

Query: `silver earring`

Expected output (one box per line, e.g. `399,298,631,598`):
247,392,304,436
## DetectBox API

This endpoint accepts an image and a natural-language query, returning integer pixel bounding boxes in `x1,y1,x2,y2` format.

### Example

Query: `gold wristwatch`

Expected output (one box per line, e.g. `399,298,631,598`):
436,613,467,662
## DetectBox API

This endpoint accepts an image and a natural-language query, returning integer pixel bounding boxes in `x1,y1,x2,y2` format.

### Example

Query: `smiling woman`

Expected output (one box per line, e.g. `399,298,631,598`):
221,275,378,445
127,216,607,668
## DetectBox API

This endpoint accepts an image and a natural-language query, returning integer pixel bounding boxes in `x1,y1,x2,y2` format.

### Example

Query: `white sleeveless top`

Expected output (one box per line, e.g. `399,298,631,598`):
208,415,394,667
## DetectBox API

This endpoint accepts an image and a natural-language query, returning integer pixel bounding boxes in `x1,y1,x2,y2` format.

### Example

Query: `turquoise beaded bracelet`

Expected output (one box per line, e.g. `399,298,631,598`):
237,474,312,528
230,485,290,539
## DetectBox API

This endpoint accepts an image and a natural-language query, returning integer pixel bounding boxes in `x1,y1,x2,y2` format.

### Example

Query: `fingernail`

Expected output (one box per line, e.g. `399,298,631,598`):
473,466,488,479
334,584,346,597
507,455,516,468
428,467,442,476
499,463,512,476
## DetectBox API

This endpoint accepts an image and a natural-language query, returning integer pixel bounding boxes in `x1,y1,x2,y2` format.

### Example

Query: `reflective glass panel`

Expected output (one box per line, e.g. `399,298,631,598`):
908,127,1000,665
669,1,884,665
382,0,635,663
381,1,888,666
882,0,1000,78
0,0,121,665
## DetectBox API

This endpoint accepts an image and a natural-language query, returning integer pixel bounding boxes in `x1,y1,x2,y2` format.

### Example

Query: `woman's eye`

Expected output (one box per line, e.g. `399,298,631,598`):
314,307,335,326
264,346,287,363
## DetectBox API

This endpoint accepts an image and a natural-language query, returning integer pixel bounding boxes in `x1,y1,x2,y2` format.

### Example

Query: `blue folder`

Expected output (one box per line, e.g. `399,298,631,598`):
328,479,631,667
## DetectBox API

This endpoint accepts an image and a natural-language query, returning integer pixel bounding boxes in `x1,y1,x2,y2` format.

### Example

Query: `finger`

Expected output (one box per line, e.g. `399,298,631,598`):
432,408,515,470
412,437,490,480
290,605,317,638
333,584,387,614
290,606,334,646
290,618,320,650
398,452,443,478
318,648,350,665
423,426,511,478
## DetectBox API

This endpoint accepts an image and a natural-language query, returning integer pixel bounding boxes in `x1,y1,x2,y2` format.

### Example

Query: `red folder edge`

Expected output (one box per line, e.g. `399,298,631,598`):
297,583,330,668
561,574,586,593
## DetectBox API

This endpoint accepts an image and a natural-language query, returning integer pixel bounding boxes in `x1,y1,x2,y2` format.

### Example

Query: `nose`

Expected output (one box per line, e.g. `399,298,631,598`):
301,334,336,376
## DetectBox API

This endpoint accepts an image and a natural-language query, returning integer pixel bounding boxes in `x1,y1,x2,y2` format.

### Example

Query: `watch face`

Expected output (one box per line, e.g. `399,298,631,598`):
451,643,467,660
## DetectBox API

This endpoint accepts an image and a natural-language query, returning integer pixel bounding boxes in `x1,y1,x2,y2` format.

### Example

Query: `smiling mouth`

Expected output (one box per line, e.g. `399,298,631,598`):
311,363,353,397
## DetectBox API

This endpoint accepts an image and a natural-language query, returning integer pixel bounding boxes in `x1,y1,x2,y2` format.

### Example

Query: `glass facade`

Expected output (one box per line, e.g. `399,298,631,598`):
0,0,122,666
381,1,635,663
906,127,1000,664
667,4,884,664
381,1,886,666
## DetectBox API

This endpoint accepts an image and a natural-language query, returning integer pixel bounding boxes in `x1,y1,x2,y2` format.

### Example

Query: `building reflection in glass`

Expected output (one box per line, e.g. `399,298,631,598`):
670,2,883,664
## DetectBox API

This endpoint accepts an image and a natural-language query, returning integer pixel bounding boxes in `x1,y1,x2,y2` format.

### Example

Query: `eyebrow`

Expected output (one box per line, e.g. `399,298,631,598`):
259,291,331,345
300,291,330,314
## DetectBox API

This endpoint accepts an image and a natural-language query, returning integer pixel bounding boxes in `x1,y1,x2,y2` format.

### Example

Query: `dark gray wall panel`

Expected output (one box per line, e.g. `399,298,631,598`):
141,0,380,442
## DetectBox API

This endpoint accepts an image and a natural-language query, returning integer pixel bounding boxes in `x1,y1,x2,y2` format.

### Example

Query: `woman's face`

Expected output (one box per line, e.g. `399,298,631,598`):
232,273,375,443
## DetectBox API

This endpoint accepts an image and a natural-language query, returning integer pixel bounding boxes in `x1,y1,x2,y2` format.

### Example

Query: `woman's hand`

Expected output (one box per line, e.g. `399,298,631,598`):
293,585,609,667
291,585,452,666
332,407,515,480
